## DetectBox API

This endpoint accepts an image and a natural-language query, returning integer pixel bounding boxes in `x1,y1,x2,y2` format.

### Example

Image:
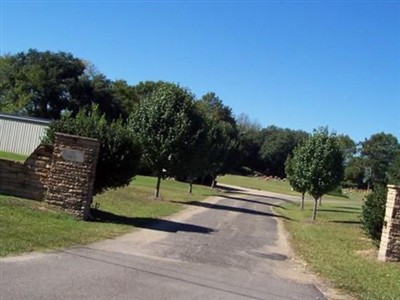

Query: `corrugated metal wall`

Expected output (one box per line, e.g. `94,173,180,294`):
0,114,50,155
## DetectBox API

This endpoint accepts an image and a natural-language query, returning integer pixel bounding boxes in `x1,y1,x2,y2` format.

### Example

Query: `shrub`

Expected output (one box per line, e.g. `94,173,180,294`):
44,105,141,195
361,186,387,242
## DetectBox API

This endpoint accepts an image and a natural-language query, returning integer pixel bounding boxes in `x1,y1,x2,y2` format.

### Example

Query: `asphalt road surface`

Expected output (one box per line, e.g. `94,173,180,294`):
1,185,327,300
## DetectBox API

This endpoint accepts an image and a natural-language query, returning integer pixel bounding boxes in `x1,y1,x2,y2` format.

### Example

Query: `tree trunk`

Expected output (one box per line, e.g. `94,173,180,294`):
300,192,305,210
155,175,162,198
312,197,318,221
188,178,193,194
211,175,216,188
318,196,322,207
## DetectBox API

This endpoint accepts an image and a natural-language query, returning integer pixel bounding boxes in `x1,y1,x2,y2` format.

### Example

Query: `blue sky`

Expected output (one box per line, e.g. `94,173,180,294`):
1,0,399,142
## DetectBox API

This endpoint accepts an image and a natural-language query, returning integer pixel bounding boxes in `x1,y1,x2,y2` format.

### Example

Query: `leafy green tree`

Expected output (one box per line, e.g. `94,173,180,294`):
235,113,264,173
111,80,140,117
130,83,201,198
44,105,141,195
360,136,399,243
172,109,207,194
78,72,126,120
285,153,308,210
336,134,356,164
343,157,368,189
0,50,129,121
388,150,400,185
197,93,239,187
360,132,399,186
259,126,308,178
0,49,86,118
291,128,344,221
133,81,166,102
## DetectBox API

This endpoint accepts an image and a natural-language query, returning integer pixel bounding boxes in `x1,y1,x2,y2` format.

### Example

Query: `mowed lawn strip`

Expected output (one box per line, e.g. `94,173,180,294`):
218,174,299,196
0,176,218,257
0,151,28,162
219,175,400,300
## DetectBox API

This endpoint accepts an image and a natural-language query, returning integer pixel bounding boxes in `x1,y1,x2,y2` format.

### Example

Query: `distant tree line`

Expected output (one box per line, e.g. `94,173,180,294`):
1,49,399,204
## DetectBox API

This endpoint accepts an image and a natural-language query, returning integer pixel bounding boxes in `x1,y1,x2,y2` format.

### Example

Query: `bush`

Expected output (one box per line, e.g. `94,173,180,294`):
44,105,141,195
361,186,387,242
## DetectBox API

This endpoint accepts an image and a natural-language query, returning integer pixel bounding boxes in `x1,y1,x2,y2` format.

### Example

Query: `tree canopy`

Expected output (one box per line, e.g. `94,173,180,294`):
0,49,86,119
0,49,135,120
197,93,239,187
130,82,202,197
259,126,309,178
285,152,308,210
360,132,399,186
288,128,344,221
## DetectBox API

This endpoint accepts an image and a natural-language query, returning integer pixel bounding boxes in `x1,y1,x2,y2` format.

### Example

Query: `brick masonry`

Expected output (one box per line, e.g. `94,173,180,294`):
45,133,100,220
0,133,100,220
0,144,53,200
378,185,400,262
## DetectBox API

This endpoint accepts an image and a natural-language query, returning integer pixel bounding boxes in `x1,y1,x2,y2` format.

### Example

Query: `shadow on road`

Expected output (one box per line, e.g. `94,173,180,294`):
219,195,286,209
216,185,294,203
232,192,294,203
90,209,215,234
173,201,292,220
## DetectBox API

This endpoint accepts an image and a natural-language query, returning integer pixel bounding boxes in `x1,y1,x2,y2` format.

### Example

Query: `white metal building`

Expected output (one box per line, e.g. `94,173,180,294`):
0,113,50,155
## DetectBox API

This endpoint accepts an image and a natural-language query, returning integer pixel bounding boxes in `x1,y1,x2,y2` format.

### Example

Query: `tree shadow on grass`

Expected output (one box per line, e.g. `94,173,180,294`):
318,209,359,214
90,209,215,234
331,220,362,225
333,206,362,211
173,201,292,220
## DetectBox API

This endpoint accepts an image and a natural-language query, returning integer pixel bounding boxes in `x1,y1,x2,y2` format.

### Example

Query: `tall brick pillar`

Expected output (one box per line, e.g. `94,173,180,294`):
378,185,400,262
45,133,100,220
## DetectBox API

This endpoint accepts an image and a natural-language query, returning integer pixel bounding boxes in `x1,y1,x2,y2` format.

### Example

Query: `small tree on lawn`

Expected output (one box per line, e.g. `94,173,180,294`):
285,153,307,210
196,93,239,187
292,128,344,221
130,82,201,198
170,107,207,194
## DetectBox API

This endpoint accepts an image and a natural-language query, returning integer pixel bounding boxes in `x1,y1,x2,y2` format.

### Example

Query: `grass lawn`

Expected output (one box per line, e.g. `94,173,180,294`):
218,174,347,198
0,176,218,257
0,150,28,162
220,174,400,300
219,174,298,195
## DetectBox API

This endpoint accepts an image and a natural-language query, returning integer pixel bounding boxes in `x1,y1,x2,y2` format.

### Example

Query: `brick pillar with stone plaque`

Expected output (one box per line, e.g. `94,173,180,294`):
45,133,100,220
378,185,400,262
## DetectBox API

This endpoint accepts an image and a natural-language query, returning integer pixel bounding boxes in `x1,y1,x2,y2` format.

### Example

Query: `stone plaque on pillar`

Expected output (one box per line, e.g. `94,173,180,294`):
61,148,85,163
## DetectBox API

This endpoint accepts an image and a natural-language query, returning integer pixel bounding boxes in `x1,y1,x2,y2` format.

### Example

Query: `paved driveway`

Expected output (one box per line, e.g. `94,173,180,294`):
1,186,326,300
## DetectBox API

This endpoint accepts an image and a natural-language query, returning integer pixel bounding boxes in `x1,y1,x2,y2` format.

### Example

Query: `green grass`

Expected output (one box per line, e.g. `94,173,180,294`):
0,176,217,257
220,174,399,300
218,174,349,199
0,150,28,162
276,200,400,300
218,174,299,195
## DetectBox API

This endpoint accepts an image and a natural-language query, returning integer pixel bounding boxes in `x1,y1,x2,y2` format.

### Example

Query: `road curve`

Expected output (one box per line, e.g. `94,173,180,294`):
1,185,326,300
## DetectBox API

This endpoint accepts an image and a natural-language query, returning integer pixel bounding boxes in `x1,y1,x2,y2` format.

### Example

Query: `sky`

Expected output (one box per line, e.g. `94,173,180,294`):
1,0,399,142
